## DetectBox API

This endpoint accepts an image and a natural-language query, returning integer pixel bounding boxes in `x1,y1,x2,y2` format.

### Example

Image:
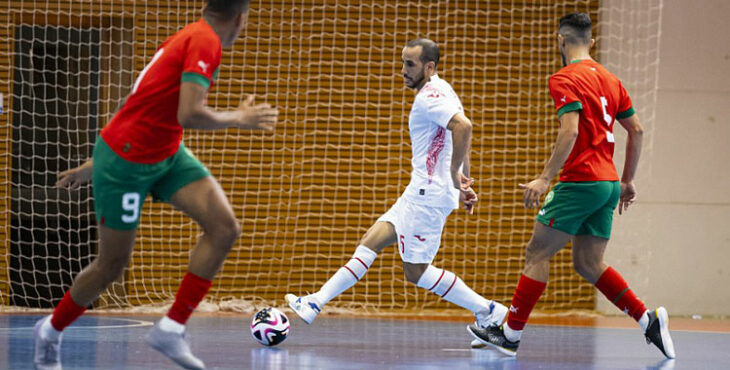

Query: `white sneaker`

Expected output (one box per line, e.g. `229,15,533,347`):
33,315,62,370
471,302,508,349
644,307,676,359
476,301,508,328
145,322,205,370
285,294,322,324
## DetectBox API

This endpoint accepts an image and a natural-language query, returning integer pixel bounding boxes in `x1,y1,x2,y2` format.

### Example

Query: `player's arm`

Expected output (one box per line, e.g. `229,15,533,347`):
520,111,579,208
447,112,477,213
177,82,278,131
447,112,472,186
616,113,644,214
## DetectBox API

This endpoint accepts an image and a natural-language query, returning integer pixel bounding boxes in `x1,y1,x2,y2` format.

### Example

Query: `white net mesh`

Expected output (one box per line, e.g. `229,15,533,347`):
0,0,661,315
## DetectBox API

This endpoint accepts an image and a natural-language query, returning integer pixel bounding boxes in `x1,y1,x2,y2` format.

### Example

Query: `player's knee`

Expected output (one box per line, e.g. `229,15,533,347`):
221,218,242,247
573,258,600,281
525,238,554,265
93,257,127,284
403,264,426,284
404,270,421,285
208,215,241,247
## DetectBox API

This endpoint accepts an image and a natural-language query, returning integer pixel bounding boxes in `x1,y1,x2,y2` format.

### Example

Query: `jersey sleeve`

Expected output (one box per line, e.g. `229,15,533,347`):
422,88,463,128
615,81,635,119
548,74,582,118
180,33,221,90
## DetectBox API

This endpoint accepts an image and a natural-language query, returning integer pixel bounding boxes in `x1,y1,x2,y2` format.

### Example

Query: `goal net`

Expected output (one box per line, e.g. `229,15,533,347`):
0,0,661,315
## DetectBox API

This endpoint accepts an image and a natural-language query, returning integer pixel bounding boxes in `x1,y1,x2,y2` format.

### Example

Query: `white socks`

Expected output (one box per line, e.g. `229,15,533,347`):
503,322,522,342
638,310,650,331
312,245,377,305
159,316,186,334
40,315,62,341
416,265,492,314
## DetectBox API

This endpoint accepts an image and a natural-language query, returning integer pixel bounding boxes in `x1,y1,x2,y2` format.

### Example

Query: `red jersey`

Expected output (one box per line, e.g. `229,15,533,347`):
101,19,222,163
548,59,635,182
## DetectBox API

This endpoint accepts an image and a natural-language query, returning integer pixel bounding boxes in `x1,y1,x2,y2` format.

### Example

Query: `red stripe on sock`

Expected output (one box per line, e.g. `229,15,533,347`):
595,267,647,322
353,257,369,270
50,291,87,331
428,270,445,291
343,266,359,281
506,274,546,331
440,276,458,298
167,272,212,325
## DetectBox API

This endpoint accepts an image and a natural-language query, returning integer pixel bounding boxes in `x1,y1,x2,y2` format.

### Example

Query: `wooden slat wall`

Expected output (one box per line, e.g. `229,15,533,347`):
1,1,599,312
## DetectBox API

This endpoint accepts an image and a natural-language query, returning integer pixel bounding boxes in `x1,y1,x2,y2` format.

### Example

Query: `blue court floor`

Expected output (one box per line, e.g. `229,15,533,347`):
2,313,729,369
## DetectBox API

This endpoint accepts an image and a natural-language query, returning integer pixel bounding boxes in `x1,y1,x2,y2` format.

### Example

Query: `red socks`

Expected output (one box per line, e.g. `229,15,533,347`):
167,272,212,324
595,267,647,321
506,274,547,331
50,291,87,331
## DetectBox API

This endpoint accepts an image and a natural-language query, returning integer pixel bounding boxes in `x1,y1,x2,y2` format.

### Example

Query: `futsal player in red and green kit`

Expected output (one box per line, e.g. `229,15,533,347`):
33,1,276,369
468,13,675,359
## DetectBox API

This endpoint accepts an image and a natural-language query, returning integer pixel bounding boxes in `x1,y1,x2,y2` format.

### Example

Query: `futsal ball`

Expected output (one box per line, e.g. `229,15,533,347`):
250,307,290,346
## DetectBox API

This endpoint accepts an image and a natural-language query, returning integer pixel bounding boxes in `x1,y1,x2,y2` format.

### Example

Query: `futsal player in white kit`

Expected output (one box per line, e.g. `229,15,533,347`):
286,39,507,339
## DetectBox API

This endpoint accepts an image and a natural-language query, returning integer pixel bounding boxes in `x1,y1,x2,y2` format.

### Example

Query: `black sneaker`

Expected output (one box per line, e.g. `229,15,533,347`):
467,324,519,357
644,307,676,359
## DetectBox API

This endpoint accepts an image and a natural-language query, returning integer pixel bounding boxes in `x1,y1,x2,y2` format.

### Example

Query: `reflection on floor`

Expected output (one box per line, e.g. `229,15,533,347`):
2,313,728,369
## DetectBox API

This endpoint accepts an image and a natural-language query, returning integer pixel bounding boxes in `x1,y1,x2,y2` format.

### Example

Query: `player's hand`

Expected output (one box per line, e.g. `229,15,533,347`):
519,178,550,209
460,186,478,214
452,172,474,191
618,181,637,215
459,173,474,191
56,161,93,189
236,95,278,131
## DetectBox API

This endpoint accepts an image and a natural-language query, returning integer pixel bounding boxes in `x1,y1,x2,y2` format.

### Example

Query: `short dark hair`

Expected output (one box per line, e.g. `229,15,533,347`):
559,13,592,45
206,0,250,17
406,38,440,67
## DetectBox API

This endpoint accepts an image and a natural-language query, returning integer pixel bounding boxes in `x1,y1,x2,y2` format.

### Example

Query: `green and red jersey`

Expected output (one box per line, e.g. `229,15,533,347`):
101,18,221,163
548,59,635,182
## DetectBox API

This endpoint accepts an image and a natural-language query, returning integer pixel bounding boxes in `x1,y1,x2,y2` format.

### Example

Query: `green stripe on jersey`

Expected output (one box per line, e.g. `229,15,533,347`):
557,101,582,118
616,106,635,120
181,72,211,90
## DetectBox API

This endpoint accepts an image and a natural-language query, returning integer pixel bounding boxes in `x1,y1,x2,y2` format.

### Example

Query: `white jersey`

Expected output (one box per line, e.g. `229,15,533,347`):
402,74,464,209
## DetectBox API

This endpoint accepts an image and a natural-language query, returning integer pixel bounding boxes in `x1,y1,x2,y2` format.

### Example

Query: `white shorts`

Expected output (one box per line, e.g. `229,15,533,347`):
376,196,453,264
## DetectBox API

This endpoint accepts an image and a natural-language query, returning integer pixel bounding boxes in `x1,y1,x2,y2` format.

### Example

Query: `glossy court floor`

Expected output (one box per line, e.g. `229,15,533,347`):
2,313,729,369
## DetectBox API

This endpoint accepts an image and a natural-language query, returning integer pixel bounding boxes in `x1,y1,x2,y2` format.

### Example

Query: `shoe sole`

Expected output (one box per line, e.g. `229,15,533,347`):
656,307,676,359
144,334,205,370
466,325,517,357
470,339,486,349
285,294,314,324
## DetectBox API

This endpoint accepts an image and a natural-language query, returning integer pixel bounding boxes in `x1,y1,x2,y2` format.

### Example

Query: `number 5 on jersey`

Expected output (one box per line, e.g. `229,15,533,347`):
121,192,141,223
600,96,615,143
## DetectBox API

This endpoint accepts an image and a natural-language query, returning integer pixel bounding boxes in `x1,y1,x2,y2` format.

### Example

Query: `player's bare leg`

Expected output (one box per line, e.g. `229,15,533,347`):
170,176,241,280
573,235,675,358
145,176,240,370
468,223,570,355
286,221,396,324
35,227,136,370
